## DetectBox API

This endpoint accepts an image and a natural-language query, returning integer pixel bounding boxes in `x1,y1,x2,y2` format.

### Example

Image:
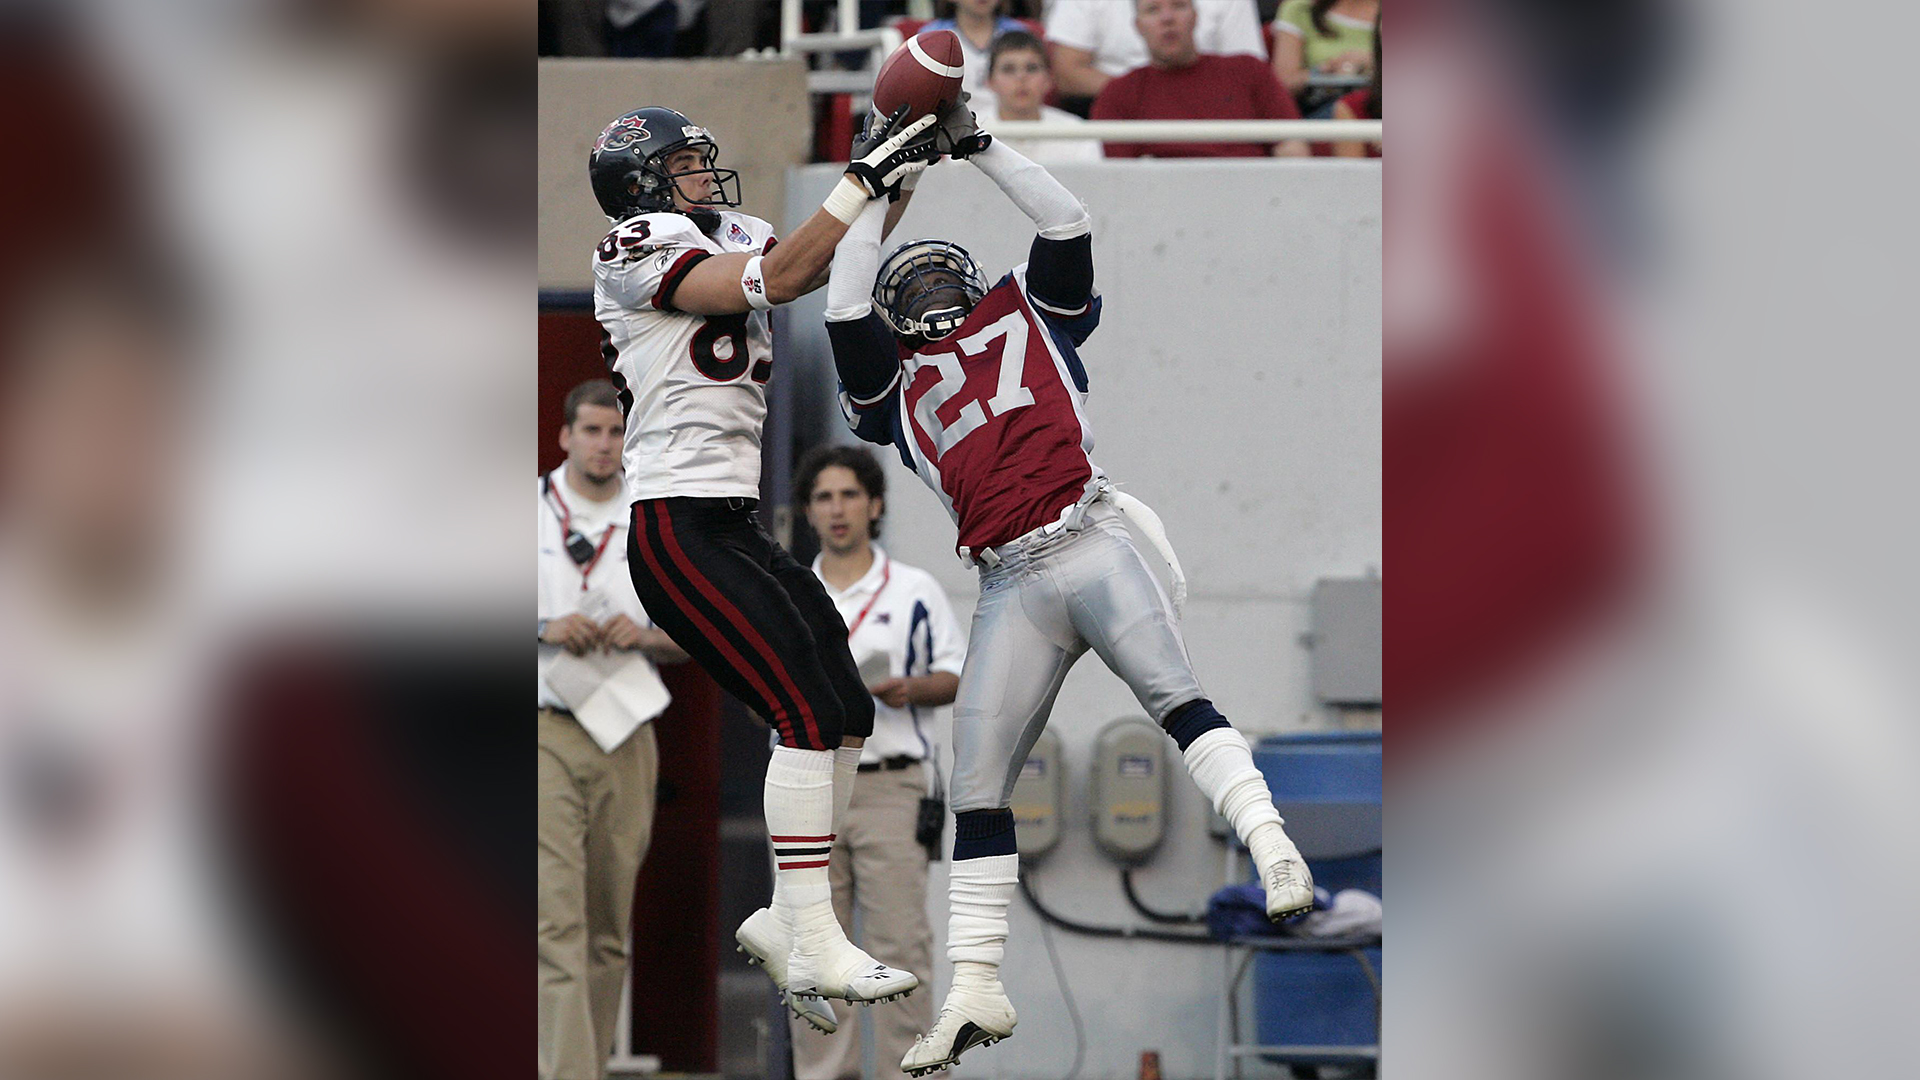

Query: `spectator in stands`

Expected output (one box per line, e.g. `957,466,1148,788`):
1329,7,1380,158
543,0,610,55
1270,0,1378,100
541,0,687,56
1048,0,1267,101
1092,0,1308,158
981,31,1102,163
922,0,1032,114
700,0,772,56
605,0,682,56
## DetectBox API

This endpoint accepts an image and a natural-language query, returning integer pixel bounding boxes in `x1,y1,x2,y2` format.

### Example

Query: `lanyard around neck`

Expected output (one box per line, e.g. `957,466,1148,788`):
844,555,891,638
545,472,618,589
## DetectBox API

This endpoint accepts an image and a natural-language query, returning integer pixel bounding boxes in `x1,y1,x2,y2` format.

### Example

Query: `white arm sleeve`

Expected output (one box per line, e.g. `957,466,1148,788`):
825,197,889,322
969,138,1091,240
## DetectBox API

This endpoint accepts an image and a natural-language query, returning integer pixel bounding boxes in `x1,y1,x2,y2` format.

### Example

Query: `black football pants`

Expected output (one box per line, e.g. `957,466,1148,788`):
627,496,873,750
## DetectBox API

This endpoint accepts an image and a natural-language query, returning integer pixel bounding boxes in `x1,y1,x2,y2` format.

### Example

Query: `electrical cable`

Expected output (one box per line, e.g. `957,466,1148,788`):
1027,873,1087,1080
1017,865,1215,945
1119,866,1208,924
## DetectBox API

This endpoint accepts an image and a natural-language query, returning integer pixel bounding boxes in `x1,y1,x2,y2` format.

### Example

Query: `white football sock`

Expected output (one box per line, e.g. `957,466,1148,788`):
831,744,863,836
948,853,1019,985
765,746,839,958
1182,728,1286,847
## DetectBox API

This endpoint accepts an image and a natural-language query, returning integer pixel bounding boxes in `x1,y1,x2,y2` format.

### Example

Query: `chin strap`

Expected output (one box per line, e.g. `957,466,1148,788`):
897,304,971,340
685,205,723,236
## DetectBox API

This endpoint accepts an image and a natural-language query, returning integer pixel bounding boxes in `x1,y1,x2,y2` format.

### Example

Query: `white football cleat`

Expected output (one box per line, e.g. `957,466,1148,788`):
735,907,839,1034
788,935,920,1005
1260,849,1315,921
901,982,1017,1077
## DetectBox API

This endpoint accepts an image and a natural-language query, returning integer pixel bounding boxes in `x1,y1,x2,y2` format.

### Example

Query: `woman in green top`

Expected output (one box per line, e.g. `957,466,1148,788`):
1271,0,1379,97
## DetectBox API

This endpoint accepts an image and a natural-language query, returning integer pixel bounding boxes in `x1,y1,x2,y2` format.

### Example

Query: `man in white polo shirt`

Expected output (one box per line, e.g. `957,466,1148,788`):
791,444,967,1080
538,379,688,1080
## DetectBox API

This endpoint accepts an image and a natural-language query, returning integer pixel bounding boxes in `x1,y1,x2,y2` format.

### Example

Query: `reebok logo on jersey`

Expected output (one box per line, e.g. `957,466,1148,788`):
728,222,752,245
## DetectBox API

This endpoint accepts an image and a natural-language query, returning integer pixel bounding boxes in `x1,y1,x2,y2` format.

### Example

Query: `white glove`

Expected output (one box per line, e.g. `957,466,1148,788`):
845,106,940,199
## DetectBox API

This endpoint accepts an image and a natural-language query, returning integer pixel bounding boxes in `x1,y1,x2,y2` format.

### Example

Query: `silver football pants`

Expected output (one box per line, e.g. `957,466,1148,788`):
949,502,1204,813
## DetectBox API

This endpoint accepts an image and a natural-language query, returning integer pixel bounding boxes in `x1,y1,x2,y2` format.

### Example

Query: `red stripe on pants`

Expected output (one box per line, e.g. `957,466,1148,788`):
652,502,826,749
631,503,797,745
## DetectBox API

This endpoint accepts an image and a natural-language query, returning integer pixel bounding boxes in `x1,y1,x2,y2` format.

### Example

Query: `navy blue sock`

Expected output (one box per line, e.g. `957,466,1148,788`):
1162,698,1231,751
952,807,1018,861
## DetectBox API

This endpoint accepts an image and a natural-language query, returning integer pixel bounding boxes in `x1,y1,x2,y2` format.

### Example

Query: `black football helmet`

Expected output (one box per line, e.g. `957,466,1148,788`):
588,106,742,222
873,239,990,342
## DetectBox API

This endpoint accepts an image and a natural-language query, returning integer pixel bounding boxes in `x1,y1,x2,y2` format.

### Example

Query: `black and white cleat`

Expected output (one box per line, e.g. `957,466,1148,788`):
900,986,1017,1075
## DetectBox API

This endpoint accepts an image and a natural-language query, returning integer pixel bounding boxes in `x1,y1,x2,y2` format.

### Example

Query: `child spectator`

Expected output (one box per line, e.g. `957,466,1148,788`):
921,0,1032,114
981,31,1102,163
1091,0,1307,158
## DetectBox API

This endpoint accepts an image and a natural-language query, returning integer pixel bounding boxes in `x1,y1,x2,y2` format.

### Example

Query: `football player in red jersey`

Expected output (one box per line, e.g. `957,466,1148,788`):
822,107,1317,1075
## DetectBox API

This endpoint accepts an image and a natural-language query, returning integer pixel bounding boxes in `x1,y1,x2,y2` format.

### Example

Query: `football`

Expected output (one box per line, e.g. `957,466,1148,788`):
871,30,965,122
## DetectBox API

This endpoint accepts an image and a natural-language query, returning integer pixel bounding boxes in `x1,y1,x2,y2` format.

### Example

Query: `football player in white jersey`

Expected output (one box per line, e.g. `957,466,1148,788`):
589,105,941,1026
820,110,1317,1075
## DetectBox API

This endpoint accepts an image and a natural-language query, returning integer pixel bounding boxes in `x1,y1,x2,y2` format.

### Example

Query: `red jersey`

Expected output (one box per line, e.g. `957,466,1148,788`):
1091,54,1301,158
848,265,1106,554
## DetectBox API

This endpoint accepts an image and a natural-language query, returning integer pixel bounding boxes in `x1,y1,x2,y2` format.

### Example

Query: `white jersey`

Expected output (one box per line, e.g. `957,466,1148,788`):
810,546,967,766
594,209,779,501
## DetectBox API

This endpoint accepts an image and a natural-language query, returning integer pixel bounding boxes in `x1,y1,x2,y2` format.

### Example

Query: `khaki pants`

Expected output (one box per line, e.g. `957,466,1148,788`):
539,709,659,1080
792,762,944,1080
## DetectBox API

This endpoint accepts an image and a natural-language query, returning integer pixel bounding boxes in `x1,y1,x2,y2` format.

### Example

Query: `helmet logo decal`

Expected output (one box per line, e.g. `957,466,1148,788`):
589,109,742,218
594,115,650,153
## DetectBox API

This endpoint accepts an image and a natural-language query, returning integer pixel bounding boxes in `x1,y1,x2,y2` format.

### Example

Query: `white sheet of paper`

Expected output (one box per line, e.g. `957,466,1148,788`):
548,649,672,754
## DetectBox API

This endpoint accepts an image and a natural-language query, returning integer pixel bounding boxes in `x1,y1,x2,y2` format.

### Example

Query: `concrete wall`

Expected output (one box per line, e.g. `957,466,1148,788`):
781,159,1381,1079
538,59,811,292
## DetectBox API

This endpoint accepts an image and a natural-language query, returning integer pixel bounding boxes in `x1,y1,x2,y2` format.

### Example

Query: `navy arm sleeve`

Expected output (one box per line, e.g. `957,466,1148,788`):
1025,234,1093,318
828,312,904,446
1023,234,1101,352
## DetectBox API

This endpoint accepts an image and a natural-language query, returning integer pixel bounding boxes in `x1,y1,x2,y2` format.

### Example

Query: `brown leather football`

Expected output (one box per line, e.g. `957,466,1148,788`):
872,30,965,121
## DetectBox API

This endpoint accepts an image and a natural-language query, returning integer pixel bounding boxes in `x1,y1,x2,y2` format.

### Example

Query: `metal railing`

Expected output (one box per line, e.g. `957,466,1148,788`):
986,118,1381,144
780,0,901,57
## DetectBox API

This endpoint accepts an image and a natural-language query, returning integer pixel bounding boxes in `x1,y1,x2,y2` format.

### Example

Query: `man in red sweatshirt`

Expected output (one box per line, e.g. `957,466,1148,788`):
1092,0,1309,158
